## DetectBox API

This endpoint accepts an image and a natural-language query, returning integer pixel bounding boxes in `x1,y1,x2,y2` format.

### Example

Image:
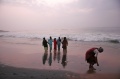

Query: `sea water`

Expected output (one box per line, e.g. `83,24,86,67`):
0,27,120,43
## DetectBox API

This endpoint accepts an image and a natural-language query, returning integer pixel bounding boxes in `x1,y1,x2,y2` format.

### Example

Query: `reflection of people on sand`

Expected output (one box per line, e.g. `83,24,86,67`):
85,47,104,70
48,52,52,66
42,37,48,52
87,69,96,74
57,37,61,51
53,50,57,61
48,36,53,52
42,51,48,65
57,51,61,63
61,49,67,68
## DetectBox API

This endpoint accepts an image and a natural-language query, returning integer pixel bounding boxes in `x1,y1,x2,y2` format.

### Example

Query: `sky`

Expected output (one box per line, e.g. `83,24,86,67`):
0,0,120,31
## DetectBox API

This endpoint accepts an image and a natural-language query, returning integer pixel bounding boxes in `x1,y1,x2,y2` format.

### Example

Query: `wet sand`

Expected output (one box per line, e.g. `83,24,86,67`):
0,64,120,79
0,37,120,79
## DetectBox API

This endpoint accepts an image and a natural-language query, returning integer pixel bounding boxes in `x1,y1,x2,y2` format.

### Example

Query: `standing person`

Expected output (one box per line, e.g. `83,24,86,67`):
54,38,57,50
42,37,48,52
62,37,68,50
85,47,104,70
48,36,53,52
57,37,61,51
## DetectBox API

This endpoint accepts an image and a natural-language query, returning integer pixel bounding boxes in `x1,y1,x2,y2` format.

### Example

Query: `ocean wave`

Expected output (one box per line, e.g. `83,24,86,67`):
15,43,39,45
107,39,120,43
0,30,9,32
0,31,120,43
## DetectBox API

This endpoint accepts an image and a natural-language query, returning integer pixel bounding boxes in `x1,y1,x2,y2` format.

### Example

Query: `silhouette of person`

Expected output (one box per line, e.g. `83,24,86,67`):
61,49,67,68
57,51,61,63
42,51,48,65
42,37,48,52
53,49,57,61
62,37,68,51
48,36,53,52
48,52,52,66
54,38,57,50
85,47,104,70
87,69,96,74
57,37,61,51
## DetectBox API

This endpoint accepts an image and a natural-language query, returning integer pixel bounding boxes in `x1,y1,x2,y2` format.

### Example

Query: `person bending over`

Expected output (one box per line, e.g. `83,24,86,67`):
85,47,103,70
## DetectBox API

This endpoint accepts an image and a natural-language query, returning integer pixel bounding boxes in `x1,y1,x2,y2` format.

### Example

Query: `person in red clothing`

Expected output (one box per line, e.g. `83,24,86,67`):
54,38,57,50
85,47,103,70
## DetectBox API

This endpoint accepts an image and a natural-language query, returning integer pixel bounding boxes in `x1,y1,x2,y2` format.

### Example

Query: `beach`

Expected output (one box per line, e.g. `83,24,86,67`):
0,0,120,78
0,37,120,79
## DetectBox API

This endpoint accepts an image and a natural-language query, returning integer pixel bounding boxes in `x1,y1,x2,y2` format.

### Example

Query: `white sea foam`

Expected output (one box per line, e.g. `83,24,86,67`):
0,31,120,43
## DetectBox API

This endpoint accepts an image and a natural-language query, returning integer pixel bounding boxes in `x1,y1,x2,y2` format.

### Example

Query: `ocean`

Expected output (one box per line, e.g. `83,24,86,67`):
0,27,120,43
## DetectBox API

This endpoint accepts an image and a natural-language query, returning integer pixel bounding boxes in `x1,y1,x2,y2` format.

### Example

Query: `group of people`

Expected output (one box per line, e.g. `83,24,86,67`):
42,36,104,70
42,36,68,52
42,36,68,67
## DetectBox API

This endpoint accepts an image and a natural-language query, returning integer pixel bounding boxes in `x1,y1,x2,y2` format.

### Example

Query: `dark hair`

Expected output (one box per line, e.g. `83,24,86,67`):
64,37,66,40
50,36,52,39
43,37,45,40
98,47,103,53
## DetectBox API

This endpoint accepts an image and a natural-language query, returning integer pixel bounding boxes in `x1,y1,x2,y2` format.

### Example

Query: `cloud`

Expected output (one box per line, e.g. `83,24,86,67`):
71,8,93,14
1,0,77,7
0,0,120,31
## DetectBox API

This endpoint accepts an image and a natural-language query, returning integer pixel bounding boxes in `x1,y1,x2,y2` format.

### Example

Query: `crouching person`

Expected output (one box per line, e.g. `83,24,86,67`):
85,47,103,70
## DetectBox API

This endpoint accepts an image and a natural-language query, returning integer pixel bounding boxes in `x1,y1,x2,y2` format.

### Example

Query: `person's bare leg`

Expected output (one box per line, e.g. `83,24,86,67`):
92,63,96,70
89,63,96,70
89,64,92,69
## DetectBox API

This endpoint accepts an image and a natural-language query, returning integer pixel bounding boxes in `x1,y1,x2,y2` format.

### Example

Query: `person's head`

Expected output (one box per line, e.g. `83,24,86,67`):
98,47,104,53
43,37,45,40
59,37,60,39
50,36,52,39
64,37,66,40
54,38,56,40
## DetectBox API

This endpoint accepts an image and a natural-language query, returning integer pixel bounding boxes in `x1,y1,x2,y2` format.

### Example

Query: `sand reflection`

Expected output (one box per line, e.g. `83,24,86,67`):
61,49,67,68
86,69,96,74
57,51,61,63
42,49,68,68
48,52,52,66
42,51,48,65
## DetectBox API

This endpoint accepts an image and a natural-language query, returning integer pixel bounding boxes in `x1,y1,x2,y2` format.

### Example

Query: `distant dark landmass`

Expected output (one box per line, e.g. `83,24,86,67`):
0,30,9,32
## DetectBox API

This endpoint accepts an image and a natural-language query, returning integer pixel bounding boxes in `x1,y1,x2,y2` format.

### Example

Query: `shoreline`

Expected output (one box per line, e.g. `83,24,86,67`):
0,63,81,79
0,64,119,79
